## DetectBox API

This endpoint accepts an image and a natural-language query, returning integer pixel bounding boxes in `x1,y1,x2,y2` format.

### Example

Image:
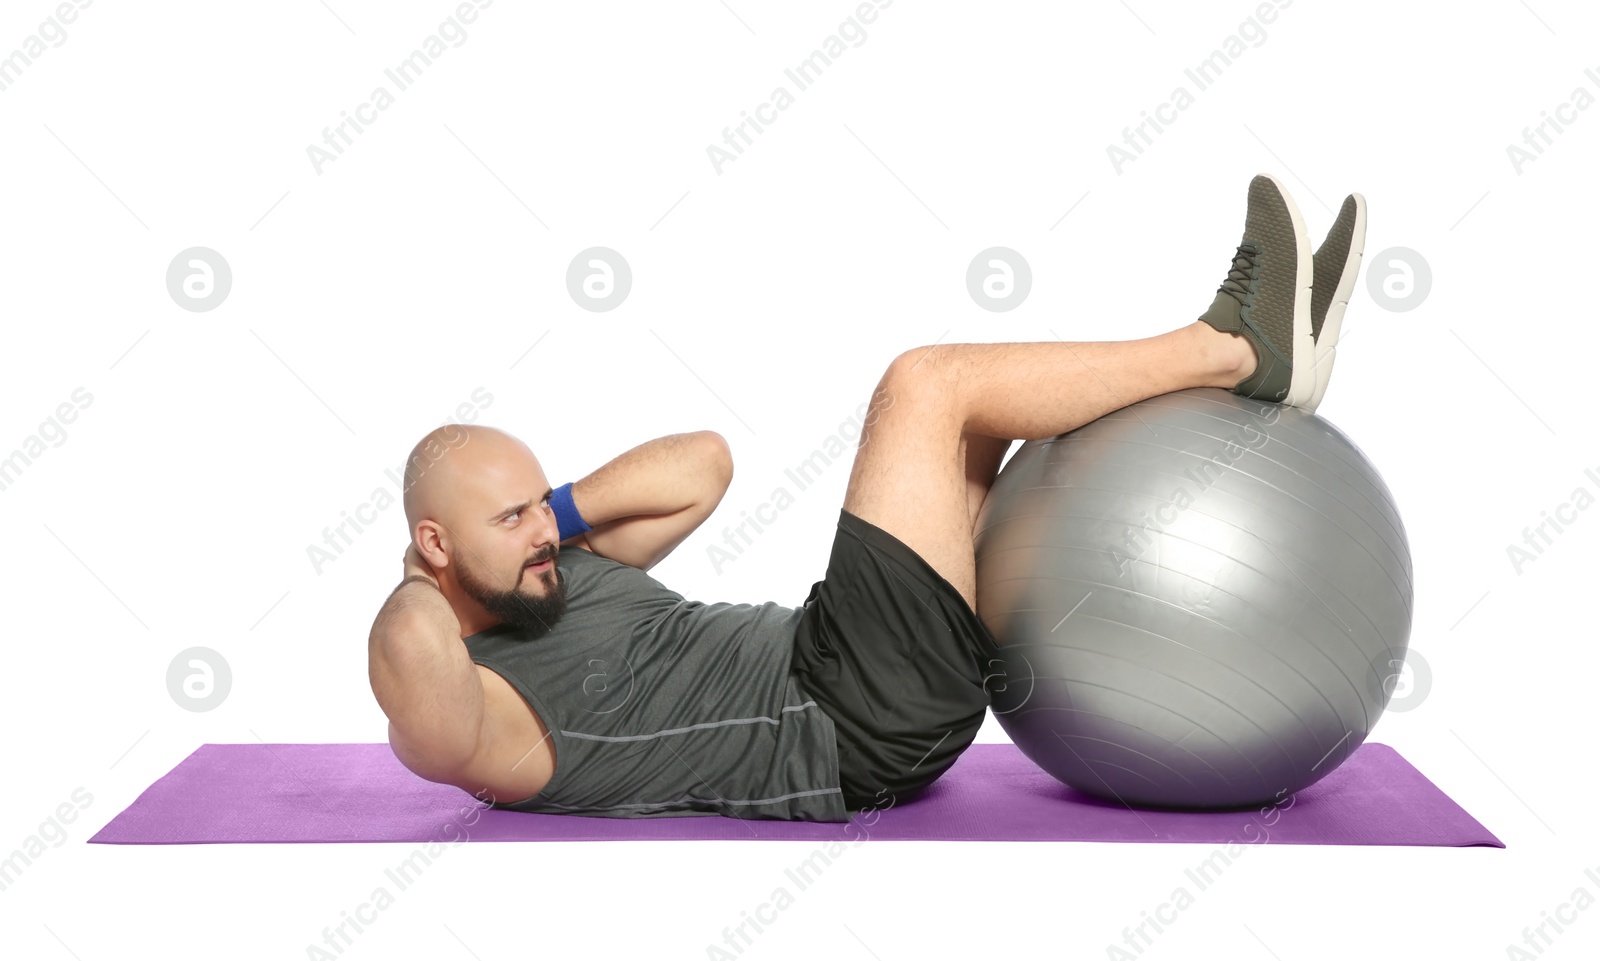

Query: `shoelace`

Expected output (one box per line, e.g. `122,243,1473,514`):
1216,243,1259,306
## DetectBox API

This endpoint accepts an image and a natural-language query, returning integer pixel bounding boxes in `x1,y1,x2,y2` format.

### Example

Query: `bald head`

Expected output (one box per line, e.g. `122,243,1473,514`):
402,423,538,537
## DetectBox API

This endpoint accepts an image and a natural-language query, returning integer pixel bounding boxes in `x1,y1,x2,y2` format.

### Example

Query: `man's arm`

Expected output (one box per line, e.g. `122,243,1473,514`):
367,562,483,784
560,430,732,571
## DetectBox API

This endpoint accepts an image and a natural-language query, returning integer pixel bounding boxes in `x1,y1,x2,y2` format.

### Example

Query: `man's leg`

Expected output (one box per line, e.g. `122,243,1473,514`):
841,319,1255,612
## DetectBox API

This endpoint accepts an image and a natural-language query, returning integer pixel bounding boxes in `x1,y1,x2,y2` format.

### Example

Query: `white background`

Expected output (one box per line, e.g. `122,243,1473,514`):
2,0,1596,958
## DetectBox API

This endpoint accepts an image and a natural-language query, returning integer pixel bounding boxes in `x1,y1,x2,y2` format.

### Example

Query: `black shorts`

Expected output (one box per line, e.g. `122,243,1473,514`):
789,508,1001,813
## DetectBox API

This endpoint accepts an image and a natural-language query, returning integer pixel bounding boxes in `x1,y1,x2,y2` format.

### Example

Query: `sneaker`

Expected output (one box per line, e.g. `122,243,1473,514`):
1197,173,1315,408
1307,193,1367,410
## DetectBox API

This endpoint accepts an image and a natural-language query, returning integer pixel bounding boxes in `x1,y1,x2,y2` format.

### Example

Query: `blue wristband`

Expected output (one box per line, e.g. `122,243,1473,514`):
549,482,591,540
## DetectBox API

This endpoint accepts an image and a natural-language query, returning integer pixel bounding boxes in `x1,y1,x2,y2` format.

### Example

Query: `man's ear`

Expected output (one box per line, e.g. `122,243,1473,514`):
415,523,449,569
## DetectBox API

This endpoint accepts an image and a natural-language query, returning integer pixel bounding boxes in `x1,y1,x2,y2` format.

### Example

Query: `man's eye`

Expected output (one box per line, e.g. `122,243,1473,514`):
505,511,520,524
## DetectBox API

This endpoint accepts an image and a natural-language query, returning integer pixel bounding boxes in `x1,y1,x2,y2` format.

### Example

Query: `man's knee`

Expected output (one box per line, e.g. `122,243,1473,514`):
882,345,959,414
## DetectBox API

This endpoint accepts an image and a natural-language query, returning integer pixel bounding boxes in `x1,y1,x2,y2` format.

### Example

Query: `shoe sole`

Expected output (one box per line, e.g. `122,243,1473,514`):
1308,193,1367,410
1256,172,1318,409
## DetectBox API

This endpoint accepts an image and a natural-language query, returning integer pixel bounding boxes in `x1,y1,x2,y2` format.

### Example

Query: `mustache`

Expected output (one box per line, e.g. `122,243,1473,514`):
525,546,557,566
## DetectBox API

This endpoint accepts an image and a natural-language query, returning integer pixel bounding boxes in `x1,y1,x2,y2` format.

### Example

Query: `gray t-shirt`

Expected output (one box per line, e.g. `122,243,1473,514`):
462,547,848,822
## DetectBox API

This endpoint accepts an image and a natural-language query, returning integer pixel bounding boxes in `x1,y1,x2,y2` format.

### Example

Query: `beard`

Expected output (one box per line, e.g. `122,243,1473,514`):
455,545,569,639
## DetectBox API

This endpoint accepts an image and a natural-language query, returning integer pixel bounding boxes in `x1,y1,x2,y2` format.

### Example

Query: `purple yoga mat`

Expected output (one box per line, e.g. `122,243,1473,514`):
89,741,1501,847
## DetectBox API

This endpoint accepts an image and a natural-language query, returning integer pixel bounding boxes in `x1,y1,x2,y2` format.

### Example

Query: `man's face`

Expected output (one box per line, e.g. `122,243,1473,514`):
452,473,570,638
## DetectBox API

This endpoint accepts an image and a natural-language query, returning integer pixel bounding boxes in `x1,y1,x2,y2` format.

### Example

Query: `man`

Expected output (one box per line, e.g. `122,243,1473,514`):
367,173,1366,822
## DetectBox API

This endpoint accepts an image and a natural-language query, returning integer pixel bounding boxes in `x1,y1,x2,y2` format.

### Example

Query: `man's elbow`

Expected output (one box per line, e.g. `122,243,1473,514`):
387,718,478,786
